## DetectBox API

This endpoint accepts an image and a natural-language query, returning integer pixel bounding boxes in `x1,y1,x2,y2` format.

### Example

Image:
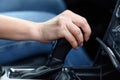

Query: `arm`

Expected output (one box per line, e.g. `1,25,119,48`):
0,10,91,49
0,15,41,41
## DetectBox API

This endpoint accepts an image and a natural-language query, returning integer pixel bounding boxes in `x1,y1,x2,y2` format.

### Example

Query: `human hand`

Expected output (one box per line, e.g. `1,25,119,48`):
34,10,91,49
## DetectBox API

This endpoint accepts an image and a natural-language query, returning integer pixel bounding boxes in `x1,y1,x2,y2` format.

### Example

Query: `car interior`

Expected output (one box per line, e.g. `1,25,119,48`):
0,0,120,80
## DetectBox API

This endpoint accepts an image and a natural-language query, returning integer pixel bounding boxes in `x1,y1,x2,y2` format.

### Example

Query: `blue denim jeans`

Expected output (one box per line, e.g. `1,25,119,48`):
0,0,66,14
0,11,92,66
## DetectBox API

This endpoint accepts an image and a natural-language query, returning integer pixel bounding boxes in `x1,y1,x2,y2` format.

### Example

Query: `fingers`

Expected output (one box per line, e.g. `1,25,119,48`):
59,20,84,49
53,10,91,49
63,29,78,49
73,16,91,41
66,22,83,46
62,10,91,41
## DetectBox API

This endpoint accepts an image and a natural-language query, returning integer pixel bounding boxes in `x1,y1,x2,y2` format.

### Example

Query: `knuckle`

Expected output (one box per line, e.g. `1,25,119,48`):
82,17,87,22
58,16,65,22
58,16,68,23
57,17,66,27
86,29,92,35
64,10,72,14
74,29,80,35
81,17,88,25
61,10,73,17
73,28,81,35
70,39,75,44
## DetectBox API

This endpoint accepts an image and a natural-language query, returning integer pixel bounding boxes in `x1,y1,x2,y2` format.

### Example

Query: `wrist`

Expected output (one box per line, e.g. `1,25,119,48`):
29,22,43,41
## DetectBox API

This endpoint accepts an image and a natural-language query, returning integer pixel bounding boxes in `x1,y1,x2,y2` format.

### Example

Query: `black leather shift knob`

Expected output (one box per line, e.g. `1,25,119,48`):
51,38,72,63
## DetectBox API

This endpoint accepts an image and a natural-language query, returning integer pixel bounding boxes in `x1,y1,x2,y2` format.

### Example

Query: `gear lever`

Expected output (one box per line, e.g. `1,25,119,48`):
19,38,72,79
46,38,72,66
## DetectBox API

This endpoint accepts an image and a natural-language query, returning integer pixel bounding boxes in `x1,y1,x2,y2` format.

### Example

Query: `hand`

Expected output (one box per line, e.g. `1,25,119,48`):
35,10,91,49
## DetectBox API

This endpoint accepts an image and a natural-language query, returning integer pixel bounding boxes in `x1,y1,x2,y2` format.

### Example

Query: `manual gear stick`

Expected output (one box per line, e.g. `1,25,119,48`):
20,38,72,79
46,38,72,67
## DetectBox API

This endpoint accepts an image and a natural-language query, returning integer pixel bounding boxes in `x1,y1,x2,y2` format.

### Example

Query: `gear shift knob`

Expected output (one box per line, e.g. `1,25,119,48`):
51,38,72,62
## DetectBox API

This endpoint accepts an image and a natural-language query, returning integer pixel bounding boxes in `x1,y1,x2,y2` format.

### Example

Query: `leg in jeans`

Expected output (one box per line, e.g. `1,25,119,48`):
64,47,93,67
0,40,55,64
